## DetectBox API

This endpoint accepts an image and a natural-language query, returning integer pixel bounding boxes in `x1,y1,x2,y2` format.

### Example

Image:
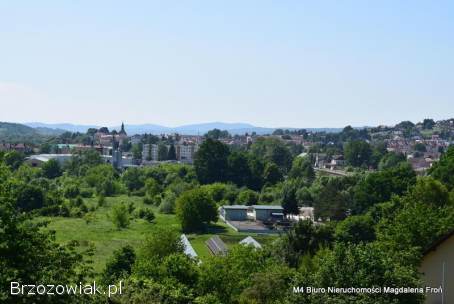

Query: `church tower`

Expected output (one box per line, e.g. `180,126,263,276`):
119,122,126,135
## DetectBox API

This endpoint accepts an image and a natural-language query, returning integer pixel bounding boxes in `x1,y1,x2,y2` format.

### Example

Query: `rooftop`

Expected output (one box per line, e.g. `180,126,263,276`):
252,205,284,210
222,205,249,210
239,236,262,249
180,234,198,259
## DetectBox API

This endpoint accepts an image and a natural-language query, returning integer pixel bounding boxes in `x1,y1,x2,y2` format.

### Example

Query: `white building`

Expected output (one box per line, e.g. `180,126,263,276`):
252,205,284,221
219,205,249,221
26,153,133,169
177,144,199,163
142,144,159,161
142,143,199,163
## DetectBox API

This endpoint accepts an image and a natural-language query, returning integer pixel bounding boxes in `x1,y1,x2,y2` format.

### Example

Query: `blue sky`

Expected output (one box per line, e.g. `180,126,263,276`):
0,1,453,127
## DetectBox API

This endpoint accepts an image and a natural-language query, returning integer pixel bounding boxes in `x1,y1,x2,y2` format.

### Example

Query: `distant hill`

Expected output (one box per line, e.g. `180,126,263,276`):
0,122,41,143
22,121,348,136
26,122,99,133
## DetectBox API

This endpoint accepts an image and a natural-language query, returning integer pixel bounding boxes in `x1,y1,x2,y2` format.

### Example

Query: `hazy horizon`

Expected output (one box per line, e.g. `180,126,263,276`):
1,1,453,127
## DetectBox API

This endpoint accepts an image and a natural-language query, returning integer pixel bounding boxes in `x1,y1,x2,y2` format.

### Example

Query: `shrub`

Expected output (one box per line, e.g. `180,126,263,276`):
159,192,177,214
143,196,153,205
63,184,80,198
83,212,96,224
135,208,155,223
111,202,130,229
80,188,94,198
97,195,106,207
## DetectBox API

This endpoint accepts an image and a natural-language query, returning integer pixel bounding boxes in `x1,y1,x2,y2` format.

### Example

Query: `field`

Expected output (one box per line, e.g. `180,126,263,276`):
41,195,278,274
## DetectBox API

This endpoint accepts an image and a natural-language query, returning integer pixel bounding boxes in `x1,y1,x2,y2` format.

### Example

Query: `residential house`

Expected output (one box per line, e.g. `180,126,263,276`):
420,230,453,304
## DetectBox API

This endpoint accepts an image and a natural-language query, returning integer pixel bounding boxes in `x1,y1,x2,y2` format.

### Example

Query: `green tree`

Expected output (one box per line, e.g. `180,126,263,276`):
15,183,45,211
133,227,184,278
138,227,184,261
101,245,136,285
3,151,24,170
429,146,454,189
352,163,416,214
144,178,160,197
273,219,334,267
378,152,406,170
376,177,454,253
41,159,62,179
198,245,266,303
39,142,52,153
310,242,423,303
236,189,259,206
194,138,230,184
157,144,168,161
205,128,230,139
313,177,350,220
335,214,376,244
251,138,293,172
122,167,145,191
159,253,199,286
344,140,372,167
131,144,142,160
289,156,315,180
167,144,177,160
0,193,94,303
227,151,253,187
281,181,299,215
422,118,435,130
175,188,218,232
263,162,283,185
413,142,427,152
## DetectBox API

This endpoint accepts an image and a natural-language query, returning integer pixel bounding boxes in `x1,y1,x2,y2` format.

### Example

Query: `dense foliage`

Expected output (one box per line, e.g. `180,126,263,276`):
1,138,453,303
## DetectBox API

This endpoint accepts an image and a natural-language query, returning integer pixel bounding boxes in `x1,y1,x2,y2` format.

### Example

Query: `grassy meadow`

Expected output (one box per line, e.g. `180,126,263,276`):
40,195,278,274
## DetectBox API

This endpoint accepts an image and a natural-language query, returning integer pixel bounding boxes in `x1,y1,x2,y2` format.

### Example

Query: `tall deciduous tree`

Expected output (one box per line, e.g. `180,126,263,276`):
344,140,372,167
175,188,218,232
167,144,177,160
194,139,230,184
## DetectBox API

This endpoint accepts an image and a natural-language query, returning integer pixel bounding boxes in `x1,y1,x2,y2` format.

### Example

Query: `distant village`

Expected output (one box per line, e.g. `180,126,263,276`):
1,118,452,175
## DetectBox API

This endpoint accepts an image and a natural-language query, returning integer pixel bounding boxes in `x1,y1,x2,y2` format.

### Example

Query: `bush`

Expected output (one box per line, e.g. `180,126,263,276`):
111,202,130,229
97,195,106,207
135,208,156,223
159,192,177,214
80,188,94,198
143,196,154,205
127,201,135,214
131,187,146,197
101,245,136,285
70,196,84,207
70,207,84,218
83,212,96,224
236,189,259,206
63,184,80,198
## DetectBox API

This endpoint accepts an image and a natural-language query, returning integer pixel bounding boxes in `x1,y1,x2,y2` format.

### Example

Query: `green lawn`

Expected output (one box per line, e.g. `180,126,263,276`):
41,195,179,273
41,195,278,274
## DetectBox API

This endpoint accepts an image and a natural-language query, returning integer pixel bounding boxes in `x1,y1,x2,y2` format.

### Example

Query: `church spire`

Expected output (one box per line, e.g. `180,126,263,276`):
119,122,126,135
